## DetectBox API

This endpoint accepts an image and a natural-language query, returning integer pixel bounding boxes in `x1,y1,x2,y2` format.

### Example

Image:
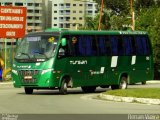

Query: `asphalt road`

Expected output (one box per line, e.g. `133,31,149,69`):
0,83,159,115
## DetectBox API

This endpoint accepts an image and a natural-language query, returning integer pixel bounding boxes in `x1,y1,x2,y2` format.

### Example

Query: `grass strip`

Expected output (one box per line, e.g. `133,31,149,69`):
103,88,160,99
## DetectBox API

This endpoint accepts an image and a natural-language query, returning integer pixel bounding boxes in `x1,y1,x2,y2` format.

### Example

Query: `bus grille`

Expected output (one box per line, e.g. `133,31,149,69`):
18,70,39,84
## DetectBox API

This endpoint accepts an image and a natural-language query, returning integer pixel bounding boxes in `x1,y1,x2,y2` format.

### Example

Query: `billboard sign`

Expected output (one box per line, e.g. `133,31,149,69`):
0,6,27,38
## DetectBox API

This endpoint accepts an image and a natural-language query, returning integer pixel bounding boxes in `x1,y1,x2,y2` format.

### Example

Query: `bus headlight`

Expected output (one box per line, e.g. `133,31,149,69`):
41,69,53,75
12,69,18,75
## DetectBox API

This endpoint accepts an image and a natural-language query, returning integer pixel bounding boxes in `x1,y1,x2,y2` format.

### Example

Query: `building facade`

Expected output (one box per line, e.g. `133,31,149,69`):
52,0,97,30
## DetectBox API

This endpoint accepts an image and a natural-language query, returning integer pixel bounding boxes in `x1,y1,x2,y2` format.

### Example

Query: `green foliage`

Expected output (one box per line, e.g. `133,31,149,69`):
136,8,160,64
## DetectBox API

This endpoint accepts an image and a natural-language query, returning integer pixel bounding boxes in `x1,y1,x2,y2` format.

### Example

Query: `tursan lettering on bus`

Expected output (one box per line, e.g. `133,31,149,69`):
0,8,23,14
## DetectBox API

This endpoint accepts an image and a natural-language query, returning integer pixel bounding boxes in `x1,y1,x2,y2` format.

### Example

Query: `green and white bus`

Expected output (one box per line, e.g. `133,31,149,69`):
11,29,154,94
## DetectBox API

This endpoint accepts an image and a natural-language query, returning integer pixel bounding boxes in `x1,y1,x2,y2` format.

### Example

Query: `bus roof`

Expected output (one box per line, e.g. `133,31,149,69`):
45,28,148,35
28,29,148,36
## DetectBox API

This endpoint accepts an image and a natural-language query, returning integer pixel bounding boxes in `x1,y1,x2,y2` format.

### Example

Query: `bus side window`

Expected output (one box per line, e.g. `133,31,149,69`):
99,36,106,56
131,37,137,55
110,36,118,56
70,35,86,56
123,36,133,56
84,35,92,56
91,36,99,56
117,36,125,56
78,35,86,56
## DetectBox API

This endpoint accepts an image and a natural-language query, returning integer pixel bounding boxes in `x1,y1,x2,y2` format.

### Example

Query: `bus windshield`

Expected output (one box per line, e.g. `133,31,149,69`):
15,34,59,62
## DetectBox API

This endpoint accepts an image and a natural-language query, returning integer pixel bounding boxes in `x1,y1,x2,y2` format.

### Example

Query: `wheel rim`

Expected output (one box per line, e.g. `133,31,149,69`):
120,78,127,89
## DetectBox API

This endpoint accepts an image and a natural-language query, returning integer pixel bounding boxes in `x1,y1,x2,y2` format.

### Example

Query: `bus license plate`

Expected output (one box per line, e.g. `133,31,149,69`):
24,76,32,80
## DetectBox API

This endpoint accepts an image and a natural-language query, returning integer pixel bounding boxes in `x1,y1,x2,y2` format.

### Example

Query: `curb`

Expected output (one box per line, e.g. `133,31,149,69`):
99,93,160,105
147,80,160,84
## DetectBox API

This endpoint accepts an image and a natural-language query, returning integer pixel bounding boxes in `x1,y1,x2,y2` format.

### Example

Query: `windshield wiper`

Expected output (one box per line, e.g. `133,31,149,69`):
20,52,31,59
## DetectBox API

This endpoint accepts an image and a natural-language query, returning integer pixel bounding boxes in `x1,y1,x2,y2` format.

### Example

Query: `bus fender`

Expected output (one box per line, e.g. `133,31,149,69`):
118,72,129,84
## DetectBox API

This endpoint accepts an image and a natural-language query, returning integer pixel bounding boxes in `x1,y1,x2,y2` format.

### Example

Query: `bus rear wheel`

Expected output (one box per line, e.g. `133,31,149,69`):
59,79,68,95
24,87,33,94
142,81,146,85
81,86,96,93
111,77,128,90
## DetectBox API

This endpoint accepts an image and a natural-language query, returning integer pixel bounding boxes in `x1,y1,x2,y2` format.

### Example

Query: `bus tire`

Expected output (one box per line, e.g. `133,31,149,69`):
59,79,68,95
24,87,33,94
111,77,128,90
81,86,96,93
142,81,146,85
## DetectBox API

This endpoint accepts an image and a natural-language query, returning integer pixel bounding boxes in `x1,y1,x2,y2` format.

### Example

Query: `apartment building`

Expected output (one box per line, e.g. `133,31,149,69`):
52,0,97,30
0,0,46,33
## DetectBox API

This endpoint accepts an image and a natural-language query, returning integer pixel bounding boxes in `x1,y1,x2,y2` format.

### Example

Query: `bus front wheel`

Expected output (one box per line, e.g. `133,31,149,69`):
81,86,96,93
59,79,68,95
24,87,33,94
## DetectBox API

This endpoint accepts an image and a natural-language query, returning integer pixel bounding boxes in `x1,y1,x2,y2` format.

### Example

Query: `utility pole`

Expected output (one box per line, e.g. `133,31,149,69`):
130,0,135,30
98,0,104,31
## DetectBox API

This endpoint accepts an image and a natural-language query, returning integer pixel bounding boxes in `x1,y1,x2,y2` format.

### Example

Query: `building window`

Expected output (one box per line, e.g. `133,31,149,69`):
28,3,33,6
73,17,76,20
5,2,12,6
54,24,57,26
35,23,41,26
35,10,40,13
87,11,92,14
54,4,57,6
35,17,40,20
66,3,70,8
54,17,57,20
95,11,98,13
79,17,83,20
73,11,76,13
79,4,83,6
66,24,70,28
27,16,33,20
28,23,33,26
73,4,76,6
87,4,93,7
54,11,57,13
27,10,33,13
79,11,83,13
79,24,83,27
60,24,63,28
15,3,23,6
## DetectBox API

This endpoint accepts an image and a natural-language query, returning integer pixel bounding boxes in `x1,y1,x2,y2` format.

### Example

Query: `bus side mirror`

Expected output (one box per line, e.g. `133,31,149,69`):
61,38,66,47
